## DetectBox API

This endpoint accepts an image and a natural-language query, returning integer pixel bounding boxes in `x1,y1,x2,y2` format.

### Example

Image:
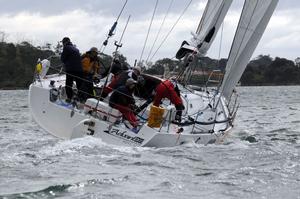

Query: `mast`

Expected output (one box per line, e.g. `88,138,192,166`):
219,0,279,100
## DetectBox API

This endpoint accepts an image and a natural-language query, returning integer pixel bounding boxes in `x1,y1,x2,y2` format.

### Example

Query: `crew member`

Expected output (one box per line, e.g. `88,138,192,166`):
134,75,185,121
153,79,185,122
101,65,141,98
60,37,83,102
81,47,100,100
109,78,138,131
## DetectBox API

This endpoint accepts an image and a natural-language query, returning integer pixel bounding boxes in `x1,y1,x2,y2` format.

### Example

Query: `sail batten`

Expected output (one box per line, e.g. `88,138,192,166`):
220,0,279,100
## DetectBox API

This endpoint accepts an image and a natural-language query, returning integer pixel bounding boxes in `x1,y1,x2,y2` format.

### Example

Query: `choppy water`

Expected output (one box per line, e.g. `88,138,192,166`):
0,86,299,199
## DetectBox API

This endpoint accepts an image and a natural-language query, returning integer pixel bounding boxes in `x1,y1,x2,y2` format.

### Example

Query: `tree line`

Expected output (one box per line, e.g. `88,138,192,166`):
0,41,54,89
143,55,300,86
0,41,299,89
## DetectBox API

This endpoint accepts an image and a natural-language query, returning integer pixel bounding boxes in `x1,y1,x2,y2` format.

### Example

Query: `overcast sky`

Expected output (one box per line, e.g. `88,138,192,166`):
0,0,299,65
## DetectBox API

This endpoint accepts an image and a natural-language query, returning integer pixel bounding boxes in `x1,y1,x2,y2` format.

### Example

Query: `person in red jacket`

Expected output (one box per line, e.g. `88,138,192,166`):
153,79,185,122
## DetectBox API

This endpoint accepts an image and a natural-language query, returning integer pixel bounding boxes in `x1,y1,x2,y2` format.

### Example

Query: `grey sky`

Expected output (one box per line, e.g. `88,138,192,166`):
0,0,299,65
0,0,197,16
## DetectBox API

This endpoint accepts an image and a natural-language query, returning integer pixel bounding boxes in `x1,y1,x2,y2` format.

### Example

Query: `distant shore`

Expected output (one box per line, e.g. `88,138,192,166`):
1,42,300,89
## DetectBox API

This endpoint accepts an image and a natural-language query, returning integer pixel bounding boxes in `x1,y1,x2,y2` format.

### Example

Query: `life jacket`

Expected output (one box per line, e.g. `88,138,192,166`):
109,86,135,108
81,53,99,74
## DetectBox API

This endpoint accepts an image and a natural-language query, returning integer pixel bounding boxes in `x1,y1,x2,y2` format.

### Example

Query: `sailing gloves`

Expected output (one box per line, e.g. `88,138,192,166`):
175,104,185,123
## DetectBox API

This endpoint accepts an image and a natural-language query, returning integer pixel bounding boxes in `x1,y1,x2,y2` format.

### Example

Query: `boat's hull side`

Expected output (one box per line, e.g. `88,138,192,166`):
29,84,87,139
29,82,231,147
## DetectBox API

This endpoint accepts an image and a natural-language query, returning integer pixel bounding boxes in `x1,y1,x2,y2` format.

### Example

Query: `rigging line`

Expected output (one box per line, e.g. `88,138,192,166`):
48,65,93,84
139,0,159,63
161,55,176,78
145,0,174,63
201,2,227,100
171,116,233,126
149,0,193,63
187,56,198,85
100,0,128,53
45,69,123,102
117,0,128,22
213,21,225,96
97,16,132,110
117,15,131,46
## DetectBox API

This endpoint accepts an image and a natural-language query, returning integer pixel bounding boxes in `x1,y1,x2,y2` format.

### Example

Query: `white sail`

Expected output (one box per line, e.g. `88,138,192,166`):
192,0,233,56
220,0,279,100
176,0,233,59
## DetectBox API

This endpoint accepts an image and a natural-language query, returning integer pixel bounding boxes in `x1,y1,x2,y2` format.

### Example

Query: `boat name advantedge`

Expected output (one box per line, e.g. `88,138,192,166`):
105,128,144,144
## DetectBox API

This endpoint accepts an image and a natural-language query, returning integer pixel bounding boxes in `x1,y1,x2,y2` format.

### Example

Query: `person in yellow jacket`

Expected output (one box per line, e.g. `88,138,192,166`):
81,47,100,100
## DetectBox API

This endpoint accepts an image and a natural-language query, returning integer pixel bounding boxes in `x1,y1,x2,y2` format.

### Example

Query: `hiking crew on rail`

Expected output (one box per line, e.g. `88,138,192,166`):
59,37,185,131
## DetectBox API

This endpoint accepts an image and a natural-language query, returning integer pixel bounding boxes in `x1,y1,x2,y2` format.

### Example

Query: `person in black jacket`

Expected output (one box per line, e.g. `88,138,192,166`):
101,59,128,79
101,66,141,99
100,59,127,98
60,37,83,102
109,78,138,130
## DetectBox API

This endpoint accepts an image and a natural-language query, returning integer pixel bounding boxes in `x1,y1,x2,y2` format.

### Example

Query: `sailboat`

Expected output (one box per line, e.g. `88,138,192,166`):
28,0,278,147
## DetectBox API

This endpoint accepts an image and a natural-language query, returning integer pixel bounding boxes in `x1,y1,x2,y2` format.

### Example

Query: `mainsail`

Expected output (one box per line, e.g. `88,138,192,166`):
176,0,233,59
220,0,279,100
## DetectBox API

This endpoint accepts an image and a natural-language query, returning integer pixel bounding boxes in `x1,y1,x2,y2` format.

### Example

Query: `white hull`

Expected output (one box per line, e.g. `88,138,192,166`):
27,0,279,147
29,75,232,147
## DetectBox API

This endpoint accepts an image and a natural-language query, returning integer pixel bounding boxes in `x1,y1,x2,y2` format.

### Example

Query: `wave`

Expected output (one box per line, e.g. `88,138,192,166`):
0,184,72,199
0,176,129,199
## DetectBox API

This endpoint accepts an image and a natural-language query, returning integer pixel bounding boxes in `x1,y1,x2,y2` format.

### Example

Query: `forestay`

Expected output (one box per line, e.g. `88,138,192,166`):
220,0,279,100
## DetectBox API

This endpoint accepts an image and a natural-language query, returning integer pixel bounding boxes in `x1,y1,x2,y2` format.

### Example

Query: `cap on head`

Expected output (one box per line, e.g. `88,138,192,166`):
111,62,122,74
90,47,98,53
113,58,120,64
61,37,71,44
133,66,141,75
126,78,137,87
